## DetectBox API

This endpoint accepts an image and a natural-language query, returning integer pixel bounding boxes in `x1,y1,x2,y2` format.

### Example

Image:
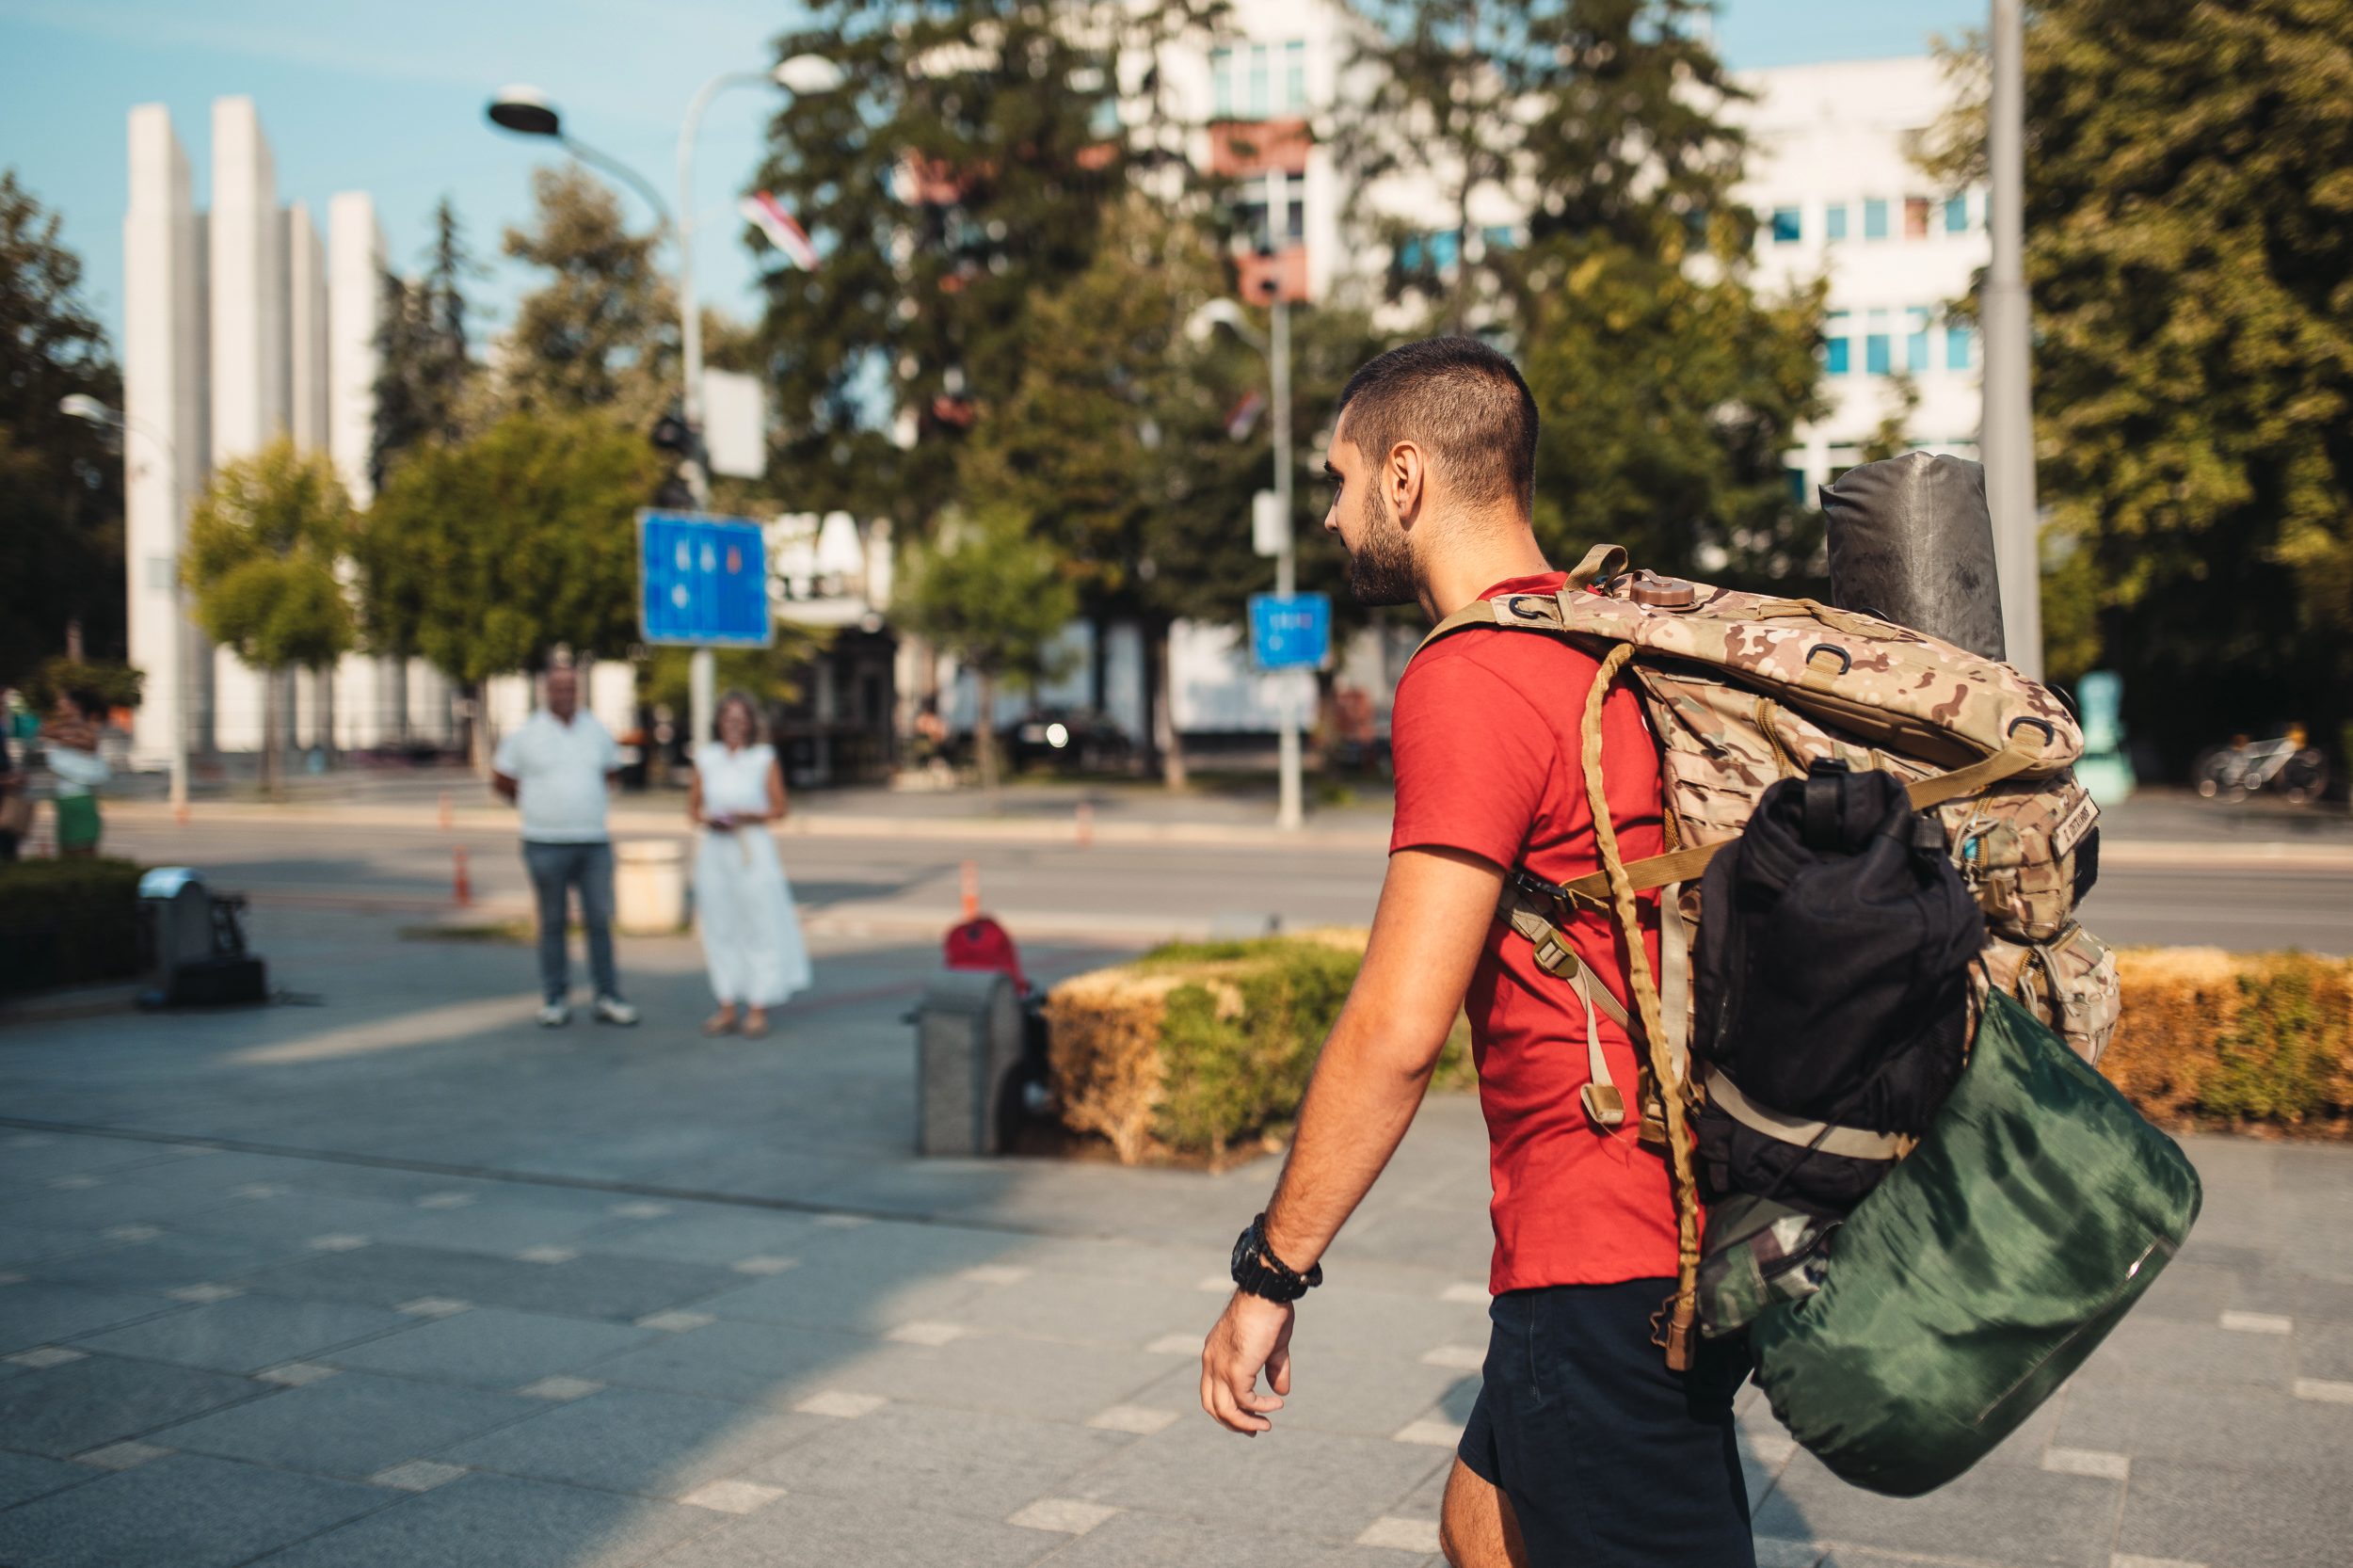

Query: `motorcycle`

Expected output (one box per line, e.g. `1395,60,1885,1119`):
2195,727,2330,805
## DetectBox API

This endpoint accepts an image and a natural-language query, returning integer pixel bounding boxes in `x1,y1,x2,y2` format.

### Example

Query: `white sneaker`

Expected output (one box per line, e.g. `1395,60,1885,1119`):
536,1002,571,1028
593,996,639,1027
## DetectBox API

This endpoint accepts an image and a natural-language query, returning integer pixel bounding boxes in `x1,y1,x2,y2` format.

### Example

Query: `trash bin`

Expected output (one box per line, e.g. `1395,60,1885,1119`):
915,969,1026,1157
614,840,687,935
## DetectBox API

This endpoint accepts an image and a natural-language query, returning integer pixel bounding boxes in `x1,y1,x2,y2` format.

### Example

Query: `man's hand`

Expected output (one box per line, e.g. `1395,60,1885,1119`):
1200,1290,1296,1435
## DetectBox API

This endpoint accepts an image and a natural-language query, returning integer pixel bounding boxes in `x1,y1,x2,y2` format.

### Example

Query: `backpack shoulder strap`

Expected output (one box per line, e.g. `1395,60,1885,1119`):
1408,543,1631,663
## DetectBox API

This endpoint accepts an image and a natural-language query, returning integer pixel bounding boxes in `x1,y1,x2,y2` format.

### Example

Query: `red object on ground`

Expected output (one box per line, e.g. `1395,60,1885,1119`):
1389,569,1674,1296
452,846,472,908
959,858,980,920
944,915,1028,997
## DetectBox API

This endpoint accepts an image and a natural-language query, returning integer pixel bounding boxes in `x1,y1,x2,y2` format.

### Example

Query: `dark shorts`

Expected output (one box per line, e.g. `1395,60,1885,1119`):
1458,1278,1755,1567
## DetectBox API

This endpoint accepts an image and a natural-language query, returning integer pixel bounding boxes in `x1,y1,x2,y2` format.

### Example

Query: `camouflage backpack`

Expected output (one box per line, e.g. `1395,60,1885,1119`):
1415,544,2118,1368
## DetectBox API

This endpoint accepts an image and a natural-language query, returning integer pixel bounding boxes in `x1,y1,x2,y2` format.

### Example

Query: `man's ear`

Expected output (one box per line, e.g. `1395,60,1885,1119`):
1389,440,1428,526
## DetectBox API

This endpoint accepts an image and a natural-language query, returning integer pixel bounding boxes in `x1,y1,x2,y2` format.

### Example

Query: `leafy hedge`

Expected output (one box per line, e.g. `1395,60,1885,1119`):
2104,950,2352,1132
1043,932,1468,1165
1044,935,2352,1164
0,857,145,996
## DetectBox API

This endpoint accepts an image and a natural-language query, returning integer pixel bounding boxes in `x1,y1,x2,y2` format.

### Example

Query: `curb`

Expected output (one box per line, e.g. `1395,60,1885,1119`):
105,800,2353,872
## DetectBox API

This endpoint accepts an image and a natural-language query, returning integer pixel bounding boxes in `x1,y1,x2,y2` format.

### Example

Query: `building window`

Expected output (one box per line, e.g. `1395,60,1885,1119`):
1211,48,1233,117
1769,206,1801,244
1824,203,1849,241
1481,224,1516,251
1863,199,1890,240
1947,324,1974,371
1865,310,1892,375
1904,197,1931,240
1824,311,1851,376
1285,40,1307,111
1785,467,1810,506
1248,43,1270,117
1945,193,1969,233
1906,307,1932,373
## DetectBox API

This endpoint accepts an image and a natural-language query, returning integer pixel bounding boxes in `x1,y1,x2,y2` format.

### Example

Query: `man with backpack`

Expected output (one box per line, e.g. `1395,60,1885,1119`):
1198,338,1753,1567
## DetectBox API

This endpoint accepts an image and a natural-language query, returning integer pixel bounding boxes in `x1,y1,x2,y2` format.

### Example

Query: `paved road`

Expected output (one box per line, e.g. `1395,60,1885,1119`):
1,903,2348,1568
98,810,2353,953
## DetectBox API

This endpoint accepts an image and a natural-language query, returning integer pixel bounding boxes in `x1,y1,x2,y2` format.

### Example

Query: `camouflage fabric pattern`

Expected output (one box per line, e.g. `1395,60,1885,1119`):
1980,925,2122,1065
1461,564,2112,1062
1491,577,2083,772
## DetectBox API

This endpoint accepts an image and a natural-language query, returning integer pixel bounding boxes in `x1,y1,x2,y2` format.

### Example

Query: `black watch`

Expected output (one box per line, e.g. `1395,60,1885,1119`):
1230,1212,1322,1303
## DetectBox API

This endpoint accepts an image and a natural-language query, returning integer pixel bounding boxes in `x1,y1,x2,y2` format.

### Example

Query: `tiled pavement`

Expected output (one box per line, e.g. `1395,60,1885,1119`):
2,907,2349,1565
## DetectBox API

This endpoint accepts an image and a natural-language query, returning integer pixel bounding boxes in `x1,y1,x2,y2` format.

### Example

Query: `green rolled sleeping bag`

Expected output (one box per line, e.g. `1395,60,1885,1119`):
1747,990,2202,1496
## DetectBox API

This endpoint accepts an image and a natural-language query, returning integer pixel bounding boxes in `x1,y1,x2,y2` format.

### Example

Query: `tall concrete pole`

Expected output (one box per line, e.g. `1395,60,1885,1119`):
678,73,744,751
1268,167,1303,833
1983,0,2042,680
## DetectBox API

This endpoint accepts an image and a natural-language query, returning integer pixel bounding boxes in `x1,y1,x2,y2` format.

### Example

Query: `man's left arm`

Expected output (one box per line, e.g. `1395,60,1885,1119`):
1200,844,1502,1434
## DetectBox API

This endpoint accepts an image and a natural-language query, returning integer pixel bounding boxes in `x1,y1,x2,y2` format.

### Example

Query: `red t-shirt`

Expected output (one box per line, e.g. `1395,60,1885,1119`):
1389,572,1677,1293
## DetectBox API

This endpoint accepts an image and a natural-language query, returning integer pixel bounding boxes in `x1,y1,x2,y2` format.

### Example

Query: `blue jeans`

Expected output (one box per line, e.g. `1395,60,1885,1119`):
522,840,620,1004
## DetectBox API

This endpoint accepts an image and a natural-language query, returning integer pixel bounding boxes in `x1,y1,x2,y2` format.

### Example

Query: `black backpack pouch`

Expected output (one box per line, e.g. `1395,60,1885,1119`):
1692,760,1986,1333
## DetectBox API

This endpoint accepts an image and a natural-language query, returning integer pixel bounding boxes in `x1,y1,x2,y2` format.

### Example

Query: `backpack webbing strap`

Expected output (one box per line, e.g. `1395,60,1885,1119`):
1549,737,2048,907
1702,1065,1909,1161
1500,892,1633,1128
1582,642,1702,1372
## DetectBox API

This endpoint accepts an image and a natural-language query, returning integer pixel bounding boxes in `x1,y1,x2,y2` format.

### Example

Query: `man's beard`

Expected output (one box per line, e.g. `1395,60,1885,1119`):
1344,489,1417,607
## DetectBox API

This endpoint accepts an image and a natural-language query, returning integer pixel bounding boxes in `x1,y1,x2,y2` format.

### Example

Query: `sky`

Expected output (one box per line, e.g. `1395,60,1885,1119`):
0,0,1981,352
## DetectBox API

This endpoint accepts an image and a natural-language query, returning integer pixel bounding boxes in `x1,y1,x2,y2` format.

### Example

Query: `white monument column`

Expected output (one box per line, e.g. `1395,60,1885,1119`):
207,96,291,757
327,191,402,750
287,200,330,749
122,104,208,769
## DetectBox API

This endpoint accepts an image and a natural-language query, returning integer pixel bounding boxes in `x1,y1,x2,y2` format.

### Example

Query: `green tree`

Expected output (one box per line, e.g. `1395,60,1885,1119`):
898,501,1079,799
1520,239,1827,583
750,1,1220,530
0,169,125,685
952,192,1265,782
1343,2,1825,584
371,198,476,493
356,410,667,770
494,167,678,428
184,439,357,797
1929,3,2353,769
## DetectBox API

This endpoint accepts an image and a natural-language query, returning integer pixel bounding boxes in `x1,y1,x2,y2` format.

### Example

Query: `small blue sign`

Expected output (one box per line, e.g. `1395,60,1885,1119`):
1249,592,1332,670
639,510,771,648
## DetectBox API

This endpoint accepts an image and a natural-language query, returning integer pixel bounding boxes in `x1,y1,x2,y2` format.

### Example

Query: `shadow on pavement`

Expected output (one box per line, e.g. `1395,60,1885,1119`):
0,907,1493,1566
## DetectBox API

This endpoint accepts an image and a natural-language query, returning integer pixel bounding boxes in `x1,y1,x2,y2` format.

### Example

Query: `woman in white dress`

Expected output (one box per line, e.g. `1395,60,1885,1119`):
687,692,811,1037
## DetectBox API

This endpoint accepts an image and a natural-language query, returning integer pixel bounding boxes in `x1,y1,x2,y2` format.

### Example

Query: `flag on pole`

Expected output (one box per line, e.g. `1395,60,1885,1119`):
739,191,821,271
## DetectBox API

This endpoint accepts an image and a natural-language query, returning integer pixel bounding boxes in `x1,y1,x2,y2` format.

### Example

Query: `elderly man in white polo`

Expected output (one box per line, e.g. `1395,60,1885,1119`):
492,664,638,1028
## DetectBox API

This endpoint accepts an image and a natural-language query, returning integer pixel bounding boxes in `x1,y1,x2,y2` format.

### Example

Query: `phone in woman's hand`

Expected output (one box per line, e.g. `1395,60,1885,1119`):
705,811,737,832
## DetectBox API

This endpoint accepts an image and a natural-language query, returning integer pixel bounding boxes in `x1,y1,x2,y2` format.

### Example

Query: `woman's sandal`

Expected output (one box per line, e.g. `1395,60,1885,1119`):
740,1010,769,1039
702,1010,740,1036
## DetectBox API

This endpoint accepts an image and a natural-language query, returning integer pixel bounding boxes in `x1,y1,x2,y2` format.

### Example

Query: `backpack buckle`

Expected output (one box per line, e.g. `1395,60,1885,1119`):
1580,1082,1626,1128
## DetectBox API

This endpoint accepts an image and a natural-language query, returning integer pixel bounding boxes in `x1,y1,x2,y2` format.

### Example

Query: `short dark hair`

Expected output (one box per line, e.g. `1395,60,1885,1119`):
1336,336,1537,512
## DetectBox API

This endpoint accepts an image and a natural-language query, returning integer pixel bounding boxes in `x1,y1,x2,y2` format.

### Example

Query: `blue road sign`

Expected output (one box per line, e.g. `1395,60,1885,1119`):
639,511,772,648
1249,592,1332,670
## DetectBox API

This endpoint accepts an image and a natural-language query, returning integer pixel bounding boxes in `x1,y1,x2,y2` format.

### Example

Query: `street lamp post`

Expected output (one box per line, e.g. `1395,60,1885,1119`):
1265,168,1301,834
59,393,189,822
487,54,842,747
1189,228,1305,834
